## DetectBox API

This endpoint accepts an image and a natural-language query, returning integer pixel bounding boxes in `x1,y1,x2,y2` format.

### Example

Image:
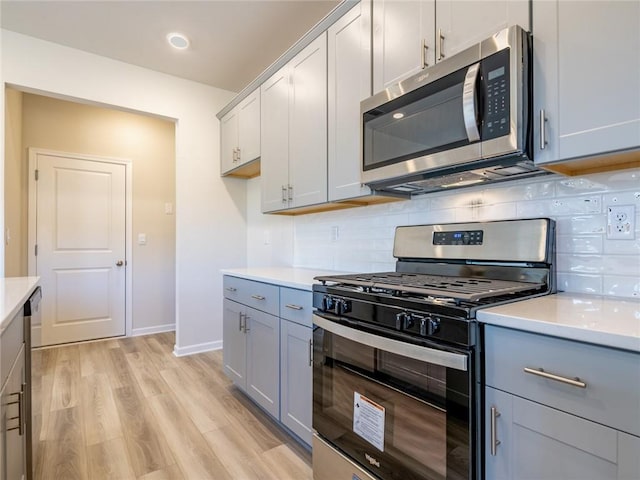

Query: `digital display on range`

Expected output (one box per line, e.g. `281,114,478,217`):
433,230,483,246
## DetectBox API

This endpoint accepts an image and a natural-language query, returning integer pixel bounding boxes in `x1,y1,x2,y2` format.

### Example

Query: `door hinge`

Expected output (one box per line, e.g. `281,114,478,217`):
34,244,38,256
35,169,39,181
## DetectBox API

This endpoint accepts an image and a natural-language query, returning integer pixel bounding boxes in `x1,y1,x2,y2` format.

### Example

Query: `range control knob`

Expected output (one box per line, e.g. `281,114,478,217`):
336,299,351,316
395,312,407,330
419,316,441,336
322,295,334,312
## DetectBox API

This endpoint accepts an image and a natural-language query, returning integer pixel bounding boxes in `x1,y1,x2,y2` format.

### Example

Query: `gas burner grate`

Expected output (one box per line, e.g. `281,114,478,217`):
316,272,544,302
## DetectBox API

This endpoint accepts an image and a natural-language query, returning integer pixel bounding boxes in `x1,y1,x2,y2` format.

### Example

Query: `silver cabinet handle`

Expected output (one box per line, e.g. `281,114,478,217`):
437,29,445,61
237,147,241,162
288,185,293,202
116,260,124,267
251,294,265,301
308,339,313,367
539,110,548,150
524,367,587,388
282,185,287,204
238,312,244,332
243,315,250,333
7,384,25,435
285,304,303,311
421,38,429,68
225,287,237,292
232,148,238,162
462,63,481,142
490,406,501,456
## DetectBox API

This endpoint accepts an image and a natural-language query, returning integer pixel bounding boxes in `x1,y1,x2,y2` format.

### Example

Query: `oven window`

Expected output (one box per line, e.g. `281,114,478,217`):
362,66,472,171
313,326,472,480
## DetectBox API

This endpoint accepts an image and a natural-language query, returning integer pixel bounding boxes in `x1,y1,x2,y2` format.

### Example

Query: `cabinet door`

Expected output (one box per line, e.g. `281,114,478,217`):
280,319,312,445
1,345,26,480
618,432,640,480
222,299,247,389
372,0,434,93
328,1,372,202
220,109,238,175
246,308,280,418
534,0,640,165
237,88,261,165
261,65,290,213
289,32,328,209
486,386,628,480
436,0,529,60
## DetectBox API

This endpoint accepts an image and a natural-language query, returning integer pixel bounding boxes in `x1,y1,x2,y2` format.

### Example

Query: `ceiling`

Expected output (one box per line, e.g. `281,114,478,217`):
1,0,341,93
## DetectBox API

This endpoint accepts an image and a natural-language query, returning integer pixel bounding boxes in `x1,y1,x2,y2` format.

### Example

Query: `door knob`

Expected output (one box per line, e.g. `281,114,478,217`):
116,260,124,266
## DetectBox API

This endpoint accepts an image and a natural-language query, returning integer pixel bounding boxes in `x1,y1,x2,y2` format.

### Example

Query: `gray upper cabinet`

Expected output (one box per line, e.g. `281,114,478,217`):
261,33,328,213
220,88,261,177
327,0,372,202
484,325,640,480
533,0,640,173
372,0,529,94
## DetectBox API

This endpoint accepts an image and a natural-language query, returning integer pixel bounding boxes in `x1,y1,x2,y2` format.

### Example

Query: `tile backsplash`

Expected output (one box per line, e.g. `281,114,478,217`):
292,168,640,299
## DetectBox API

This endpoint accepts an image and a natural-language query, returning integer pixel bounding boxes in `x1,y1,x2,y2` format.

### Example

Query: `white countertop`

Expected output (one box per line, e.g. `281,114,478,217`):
478,293,640,353
1,276,40,333
221,267,347,291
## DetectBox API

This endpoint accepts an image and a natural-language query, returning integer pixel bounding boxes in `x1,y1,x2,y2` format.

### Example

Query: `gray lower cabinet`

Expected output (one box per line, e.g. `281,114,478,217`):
1,309,28,480
484,325,640,480
486,387,640,479
223,276,314,446
222,298,280,418
280,319,312,445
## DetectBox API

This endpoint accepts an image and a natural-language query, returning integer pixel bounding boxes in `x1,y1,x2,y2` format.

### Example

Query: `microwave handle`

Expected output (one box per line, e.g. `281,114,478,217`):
462,62,481,142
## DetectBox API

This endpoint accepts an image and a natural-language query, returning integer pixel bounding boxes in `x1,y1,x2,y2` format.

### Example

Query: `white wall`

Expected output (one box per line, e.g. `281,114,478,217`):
2,30,246,355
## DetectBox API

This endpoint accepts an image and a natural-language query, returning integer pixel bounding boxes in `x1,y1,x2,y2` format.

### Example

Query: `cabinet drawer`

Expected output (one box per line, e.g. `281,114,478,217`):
485,325,640,436
279,288,312,327
223,276,279,316
1,310,25,390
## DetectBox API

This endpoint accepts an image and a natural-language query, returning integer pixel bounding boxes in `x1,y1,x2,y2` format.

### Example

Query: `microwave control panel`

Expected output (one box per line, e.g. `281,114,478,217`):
482,49,511,141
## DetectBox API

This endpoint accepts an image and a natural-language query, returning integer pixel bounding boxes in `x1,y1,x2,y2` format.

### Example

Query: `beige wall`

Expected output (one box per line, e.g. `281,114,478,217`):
4,88,25,276
18,91,176,332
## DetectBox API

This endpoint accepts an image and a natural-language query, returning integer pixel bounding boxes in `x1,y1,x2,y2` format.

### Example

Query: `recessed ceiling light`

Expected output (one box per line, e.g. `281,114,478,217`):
393,112,405,119
167,32,190,50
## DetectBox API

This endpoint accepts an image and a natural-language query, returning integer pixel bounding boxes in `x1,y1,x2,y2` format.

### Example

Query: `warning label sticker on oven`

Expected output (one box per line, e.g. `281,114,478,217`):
353,392,385,452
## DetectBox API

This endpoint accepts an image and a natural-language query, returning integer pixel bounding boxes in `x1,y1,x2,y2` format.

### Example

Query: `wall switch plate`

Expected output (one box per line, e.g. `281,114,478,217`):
607,205,635,239
138,233,147,245
164,202,174,215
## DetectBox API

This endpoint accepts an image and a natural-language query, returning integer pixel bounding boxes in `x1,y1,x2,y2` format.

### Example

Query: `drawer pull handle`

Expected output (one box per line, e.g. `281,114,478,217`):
285,304,303,311
251,295,266,301
225,287,237,292
490,406,501,456
523,367,587,388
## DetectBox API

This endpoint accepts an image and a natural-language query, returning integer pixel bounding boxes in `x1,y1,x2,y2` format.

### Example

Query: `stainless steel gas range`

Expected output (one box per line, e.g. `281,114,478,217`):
311,218,556,480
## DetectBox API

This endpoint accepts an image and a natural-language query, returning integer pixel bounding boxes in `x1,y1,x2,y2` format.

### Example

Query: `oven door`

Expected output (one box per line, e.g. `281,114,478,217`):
313,314,474,480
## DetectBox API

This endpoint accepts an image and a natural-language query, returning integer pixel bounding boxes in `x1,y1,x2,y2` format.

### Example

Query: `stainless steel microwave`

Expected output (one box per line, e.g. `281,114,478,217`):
361,25,549,196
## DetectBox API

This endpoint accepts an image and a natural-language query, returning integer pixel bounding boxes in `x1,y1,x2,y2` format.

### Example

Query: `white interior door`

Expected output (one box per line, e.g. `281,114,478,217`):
35,153,126,346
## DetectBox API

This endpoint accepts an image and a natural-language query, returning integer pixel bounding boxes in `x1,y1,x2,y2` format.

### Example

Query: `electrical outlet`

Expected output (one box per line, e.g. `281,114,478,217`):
607,205,635,240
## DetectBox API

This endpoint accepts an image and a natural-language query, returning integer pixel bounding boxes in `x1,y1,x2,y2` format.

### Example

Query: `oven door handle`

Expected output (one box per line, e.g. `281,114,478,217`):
313,315,468,371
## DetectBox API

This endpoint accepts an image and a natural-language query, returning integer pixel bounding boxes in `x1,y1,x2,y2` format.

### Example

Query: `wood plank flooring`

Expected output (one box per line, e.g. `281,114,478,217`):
31,332,312,480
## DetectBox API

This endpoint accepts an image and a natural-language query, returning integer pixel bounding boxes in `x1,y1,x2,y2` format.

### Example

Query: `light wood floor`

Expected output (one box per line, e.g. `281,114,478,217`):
31,332,312,480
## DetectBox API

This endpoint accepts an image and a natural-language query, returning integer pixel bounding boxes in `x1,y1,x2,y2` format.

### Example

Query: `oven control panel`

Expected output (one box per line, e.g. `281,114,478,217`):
433,230,483,246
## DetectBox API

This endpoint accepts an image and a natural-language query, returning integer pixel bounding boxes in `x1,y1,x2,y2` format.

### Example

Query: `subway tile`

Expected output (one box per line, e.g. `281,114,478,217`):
556,254,603,275
602,254,640,276
556,273,603,295
603,275,640,299
556,235,603,254
603,237,640,255
555,215,607,235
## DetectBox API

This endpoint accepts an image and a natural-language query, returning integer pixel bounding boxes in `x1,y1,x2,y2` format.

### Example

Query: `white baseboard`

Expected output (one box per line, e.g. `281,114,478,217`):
131,324,176,337
173,340,223,357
